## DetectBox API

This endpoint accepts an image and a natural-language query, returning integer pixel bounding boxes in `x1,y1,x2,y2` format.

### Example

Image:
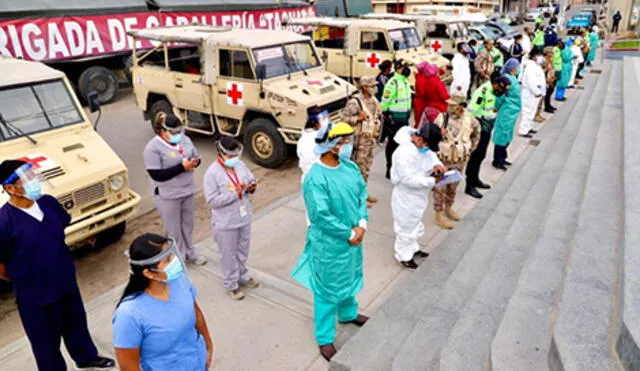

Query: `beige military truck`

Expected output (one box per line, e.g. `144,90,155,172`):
359,13,472,60
127,25,357,168
0,57,140,249
282,17,452,85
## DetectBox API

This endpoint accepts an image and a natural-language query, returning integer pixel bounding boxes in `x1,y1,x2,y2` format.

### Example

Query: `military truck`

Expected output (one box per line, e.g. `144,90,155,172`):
359,13,472,59
0,57,140,249
282,17,452,85
128,25,356,169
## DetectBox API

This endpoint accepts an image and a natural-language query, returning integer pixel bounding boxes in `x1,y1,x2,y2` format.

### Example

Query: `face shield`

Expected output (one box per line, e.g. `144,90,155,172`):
217,139,244,168
126,238,186,281
310,110,330,127
2,163,51,201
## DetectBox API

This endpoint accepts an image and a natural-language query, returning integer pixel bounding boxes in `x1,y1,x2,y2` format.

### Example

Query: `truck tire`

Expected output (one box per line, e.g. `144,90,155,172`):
78,66,119,105
149,99,173,133
244,118,288,169
95,222,126,248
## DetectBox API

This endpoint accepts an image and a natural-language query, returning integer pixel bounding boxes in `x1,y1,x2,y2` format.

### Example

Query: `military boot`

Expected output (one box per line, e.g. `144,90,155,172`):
434,211,454,230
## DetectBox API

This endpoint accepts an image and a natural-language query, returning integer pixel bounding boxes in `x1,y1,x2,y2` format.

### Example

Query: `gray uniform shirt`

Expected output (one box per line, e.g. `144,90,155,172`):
143,135,199,200
203,160,255,231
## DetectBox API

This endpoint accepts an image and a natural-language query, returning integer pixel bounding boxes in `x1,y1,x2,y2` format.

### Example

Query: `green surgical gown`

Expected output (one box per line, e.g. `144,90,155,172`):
492,74,522,147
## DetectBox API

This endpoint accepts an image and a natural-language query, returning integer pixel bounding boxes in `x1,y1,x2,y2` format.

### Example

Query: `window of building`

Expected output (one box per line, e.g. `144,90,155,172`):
219,49,255,80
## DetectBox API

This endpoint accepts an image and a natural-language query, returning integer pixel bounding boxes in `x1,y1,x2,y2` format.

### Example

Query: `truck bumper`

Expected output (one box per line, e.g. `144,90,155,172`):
65,190,141,247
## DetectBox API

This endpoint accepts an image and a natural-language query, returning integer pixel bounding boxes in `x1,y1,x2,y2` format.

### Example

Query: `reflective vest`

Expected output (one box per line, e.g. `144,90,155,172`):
533,30,545,46
381,74,412,120
553,46,562,71
468,81,496,132
490,47,504,67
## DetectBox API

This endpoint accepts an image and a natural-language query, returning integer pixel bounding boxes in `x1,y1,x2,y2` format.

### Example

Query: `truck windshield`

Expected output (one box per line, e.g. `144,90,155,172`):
390,28,422,50
0,79,83,141
253,41,321,79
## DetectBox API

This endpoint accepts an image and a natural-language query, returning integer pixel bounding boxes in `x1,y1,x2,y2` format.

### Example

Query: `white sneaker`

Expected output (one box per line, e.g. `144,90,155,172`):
187,256,208,266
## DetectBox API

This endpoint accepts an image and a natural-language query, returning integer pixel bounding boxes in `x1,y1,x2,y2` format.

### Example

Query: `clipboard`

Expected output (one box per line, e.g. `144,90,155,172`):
434,170,464,188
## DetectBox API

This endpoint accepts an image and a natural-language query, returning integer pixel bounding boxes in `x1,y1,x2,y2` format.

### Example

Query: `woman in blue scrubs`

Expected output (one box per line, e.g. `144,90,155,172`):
113,233,214,370
0,159,115,371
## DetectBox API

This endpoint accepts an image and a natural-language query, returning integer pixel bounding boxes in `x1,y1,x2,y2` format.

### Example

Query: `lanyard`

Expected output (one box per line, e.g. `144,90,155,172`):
218,159,242,199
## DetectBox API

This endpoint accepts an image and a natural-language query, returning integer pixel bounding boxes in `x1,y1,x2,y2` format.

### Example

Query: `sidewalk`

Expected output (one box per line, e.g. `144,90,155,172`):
0,121,541,370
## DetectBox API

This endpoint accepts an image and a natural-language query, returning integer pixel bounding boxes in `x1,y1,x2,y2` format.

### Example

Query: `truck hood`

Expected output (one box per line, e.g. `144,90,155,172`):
263,69,355,107
0,124,127,204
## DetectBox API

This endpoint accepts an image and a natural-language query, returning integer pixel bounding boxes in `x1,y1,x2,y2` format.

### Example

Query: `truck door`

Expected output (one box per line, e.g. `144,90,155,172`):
357,29,392,80
215,48,259,136
170,49,212,115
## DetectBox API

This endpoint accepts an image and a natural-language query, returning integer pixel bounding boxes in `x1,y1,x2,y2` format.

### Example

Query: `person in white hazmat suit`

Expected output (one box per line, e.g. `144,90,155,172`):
297,108,328,225
568,38,584,87
518,49,547,137
450,43,472,100
390,123,447,269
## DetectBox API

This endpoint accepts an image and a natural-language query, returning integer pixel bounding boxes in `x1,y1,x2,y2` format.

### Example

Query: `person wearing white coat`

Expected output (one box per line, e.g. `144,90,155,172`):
450,43,472,100
518,50,547,137
297,108,326,225
390,124,446,269
568,40,584,87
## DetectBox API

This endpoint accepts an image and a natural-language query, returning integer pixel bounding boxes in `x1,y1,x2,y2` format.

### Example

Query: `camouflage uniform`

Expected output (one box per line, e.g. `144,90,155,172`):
432,111,481,212
474,48,495,87
342,91,382,182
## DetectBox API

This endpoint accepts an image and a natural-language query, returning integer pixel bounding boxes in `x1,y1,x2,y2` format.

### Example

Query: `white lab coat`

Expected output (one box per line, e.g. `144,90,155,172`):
521,34,532,55
518,59,546,135
450,53,471,98
569,45,583,87
390,127,442,262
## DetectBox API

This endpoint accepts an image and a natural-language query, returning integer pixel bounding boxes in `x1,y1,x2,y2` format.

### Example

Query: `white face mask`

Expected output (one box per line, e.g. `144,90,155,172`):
535,56,545,65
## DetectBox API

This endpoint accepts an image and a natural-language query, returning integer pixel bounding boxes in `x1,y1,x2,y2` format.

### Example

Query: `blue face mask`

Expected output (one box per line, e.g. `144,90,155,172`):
161,256,184,282
168,133,183,145
338,143,354,160
224,157,240,168
418,146,430,154
23,180,42,201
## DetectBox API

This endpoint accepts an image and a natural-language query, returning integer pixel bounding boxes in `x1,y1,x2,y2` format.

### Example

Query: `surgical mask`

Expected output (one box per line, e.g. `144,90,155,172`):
23,179,42,201
535,56,545,65
160,256,184,282
418,146,430,154
168,133,183,145
338,143,353,160
224,157,240,168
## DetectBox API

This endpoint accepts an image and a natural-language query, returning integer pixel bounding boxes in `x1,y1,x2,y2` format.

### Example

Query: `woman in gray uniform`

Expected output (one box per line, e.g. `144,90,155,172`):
203,136,258,300
143,114,207,265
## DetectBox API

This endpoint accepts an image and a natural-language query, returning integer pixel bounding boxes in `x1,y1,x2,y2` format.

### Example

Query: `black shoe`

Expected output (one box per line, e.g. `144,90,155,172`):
556,97,567,102
465,184,483,199
475,180,491,189
414,250,429,258
492,162,508,171
340,314,370,327
401,259,419,269
385,169,391,179
519,133,533,138
76,356,115,370
544,108,556,113
529,129,538,134
319,344,338,362
504,161,512,166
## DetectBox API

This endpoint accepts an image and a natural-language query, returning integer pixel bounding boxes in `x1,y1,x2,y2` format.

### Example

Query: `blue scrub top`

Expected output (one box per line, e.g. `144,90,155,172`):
0,195,77,306
113,275,207,371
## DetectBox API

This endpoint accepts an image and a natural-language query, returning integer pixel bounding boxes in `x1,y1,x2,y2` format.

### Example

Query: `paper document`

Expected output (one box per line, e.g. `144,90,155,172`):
434,170,464,188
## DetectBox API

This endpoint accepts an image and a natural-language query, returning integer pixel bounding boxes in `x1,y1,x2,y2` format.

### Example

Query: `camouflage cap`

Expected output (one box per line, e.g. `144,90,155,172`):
359,75,376,87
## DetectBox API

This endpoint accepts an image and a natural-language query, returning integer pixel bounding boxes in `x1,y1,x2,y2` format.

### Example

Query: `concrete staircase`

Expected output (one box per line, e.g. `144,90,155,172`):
330,57,640,371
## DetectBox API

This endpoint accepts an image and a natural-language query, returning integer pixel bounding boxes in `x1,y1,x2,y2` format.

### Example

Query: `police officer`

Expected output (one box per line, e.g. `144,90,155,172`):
143,113,207,265
465,74,511,199
381,59,412,179
0,159,115,371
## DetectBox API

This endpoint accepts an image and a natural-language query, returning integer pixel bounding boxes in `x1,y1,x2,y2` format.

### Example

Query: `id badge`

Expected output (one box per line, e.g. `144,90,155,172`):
239,205,248,217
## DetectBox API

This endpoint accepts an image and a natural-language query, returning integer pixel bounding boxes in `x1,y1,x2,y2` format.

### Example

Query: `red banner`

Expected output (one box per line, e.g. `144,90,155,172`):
0,7,315,62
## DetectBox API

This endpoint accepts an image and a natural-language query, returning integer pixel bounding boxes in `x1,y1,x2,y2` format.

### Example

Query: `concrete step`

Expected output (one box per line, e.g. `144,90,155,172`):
549,60,624,371
330,125,536,370
490,63,613,371
389,82,591,370
615,56,640,370
438,69,603,370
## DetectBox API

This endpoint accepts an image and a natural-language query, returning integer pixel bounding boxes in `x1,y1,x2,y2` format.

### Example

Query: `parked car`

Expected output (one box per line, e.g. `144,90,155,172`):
566,12,593,33
471,22,514,53
469,25,501,43
525,9,543,22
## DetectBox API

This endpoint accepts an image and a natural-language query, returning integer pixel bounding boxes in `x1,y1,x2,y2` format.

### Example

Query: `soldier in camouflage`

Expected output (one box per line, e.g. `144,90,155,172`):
342,75,382,205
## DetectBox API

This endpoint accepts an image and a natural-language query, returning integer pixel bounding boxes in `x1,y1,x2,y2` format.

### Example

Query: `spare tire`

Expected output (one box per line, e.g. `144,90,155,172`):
78,66,119,105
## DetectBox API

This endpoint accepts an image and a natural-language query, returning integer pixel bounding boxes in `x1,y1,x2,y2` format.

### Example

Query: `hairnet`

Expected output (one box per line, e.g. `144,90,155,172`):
0,159,27,185
592,25,599,32
500,58,520,74
417,62,439,77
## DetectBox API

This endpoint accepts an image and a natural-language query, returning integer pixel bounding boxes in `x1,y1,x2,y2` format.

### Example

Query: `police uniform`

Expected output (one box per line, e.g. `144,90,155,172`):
466,81,497,187
381,64,412,178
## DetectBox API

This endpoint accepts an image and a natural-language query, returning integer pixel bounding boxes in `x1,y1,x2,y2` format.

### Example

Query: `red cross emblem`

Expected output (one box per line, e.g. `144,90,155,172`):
17,155,48,170
226,82,244,106
431,40,443,53
366,52,381,68
305,79,323,86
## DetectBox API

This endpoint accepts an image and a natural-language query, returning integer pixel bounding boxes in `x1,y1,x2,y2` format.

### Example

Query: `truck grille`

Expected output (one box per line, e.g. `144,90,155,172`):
41,166,65,180
75,182,106,207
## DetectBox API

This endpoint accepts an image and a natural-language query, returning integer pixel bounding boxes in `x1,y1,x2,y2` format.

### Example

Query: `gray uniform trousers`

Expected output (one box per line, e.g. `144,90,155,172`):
215,224,251,291
154,194,196,260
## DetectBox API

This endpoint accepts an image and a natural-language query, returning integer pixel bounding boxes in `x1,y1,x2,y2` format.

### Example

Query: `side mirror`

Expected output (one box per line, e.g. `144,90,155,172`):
256,63,266,80
87,92,100,113
393,41,400,50
321,50,329,62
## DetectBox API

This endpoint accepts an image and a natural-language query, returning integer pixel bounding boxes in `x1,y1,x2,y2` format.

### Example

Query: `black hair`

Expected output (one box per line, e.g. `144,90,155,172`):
379,60,393,72
469,39,478,47
218,135,241,153
0,159,26,186
457,42,467,52
117,233,167,308
306,106,323,129
515,34,523,40
529,48,543,58
164,114,182,129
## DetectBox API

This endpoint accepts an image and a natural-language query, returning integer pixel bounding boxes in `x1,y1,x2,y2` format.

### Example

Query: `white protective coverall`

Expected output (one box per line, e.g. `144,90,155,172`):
521,33,532,58
390,127,443,262
569,44,584,87
519,59,546,135
296,128,319,225
450,53,471,98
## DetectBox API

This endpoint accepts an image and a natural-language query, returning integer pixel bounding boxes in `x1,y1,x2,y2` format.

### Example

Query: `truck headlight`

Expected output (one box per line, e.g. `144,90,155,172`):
109,174,125,192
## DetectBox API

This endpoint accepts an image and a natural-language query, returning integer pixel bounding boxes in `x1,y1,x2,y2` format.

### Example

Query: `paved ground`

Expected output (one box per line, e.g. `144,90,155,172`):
0,87,570,368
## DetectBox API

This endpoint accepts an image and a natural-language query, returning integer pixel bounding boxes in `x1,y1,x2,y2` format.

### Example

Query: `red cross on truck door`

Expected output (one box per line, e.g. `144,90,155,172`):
431,40,443,53
366,52,381,69
226,82,244,107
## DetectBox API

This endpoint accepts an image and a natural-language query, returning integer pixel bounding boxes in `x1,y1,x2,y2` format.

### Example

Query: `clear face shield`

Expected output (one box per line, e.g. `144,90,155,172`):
126,238,187,281
2,163,51,201
310,110,330,127
217,140,244,168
